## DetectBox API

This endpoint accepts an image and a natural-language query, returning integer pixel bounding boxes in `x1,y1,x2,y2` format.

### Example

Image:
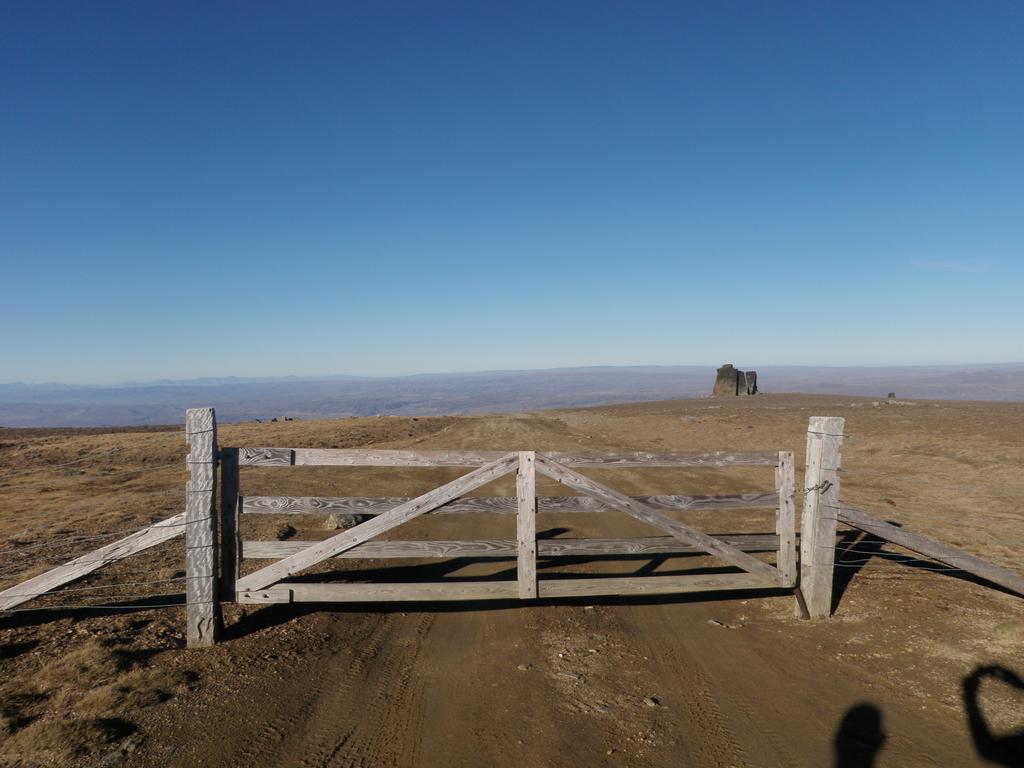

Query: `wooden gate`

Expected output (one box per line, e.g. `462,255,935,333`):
6,409,1020,651
222,444,797,607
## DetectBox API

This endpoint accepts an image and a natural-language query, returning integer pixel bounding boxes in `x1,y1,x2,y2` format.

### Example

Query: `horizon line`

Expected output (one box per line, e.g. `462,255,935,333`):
4,360,1024,389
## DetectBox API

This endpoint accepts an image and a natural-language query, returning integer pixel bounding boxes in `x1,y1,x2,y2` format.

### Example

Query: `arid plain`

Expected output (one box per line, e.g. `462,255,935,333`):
1,394,1022,767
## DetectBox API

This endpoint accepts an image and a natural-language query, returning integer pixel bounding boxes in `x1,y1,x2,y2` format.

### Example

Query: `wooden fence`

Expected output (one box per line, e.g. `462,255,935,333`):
214,426,799,647
794,416,1024,618
3,409,1021,649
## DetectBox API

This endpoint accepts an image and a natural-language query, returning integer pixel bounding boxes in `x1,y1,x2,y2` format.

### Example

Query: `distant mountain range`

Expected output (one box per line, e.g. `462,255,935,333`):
1,363,1022,428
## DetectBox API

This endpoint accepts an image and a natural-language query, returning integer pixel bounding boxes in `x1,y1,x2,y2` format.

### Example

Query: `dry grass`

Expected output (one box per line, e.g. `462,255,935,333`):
2,634,190,765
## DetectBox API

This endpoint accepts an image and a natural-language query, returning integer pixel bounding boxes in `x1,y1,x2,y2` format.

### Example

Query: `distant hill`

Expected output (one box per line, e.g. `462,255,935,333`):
1,363,1022,427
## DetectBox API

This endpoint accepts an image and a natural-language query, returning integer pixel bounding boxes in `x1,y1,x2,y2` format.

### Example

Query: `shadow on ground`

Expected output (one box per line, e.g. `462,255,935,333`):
834,702,885,767
963,665,1024,767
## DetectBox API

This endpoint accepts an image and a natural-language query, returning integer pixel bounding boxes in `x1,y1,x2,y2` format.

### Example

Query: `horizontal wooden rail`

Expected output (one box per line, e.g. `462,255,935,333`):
838,506,1024,597
241,534,781,560
235,448,780,468
537,573,778,598
544,451,778,468
241,492,779,516
237,573,778,604
238,581,519,603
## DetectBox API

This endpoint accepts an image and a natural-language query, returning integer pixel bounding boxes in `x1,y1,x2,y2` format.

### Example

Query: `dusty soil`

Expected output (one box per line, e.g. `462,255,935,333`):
1,394,1022,767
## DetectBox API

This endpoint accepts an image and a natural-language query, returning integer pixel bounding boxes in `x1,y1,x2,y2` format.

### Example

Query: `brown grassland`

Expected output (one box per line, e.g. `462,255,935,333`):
0,394,1022,767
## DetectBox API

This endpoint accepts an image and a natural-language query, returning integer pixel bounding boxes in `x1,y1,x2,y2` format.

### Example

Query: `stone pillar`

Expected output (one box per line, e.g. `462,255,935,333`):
713,364,740,396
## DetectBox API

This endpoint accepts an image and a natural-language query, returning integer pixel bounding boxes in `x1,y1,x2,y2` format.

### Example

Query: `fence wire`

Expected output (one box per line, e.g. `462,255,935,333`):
0,575,206,600
0,598,208,614
0,427,214,616
0,446,126,478
1,460,186,486
0,518,211,589
808,510,1023,575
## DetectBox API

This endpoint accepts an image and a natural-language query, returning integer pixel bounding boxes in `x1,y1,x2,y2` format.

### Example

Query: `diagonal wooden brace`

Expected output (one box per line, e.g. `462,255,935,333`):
0,513,186,612
236,453,518,594
535,453,783,585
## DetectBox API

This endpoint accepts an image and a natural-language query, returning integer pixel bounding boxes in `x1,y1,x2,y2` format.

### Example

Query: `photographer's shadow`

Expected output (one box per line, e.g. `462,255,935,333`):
834,703,886,767
963,665,1024,767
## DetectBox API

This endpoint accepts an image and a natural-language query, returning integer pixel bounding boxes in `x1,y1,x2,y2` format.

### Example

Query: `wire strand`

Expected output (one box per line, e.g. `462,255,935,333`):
0,576,213,600
1,460,186,486
0,597,210,614
0,446,126,478
0,514,198,558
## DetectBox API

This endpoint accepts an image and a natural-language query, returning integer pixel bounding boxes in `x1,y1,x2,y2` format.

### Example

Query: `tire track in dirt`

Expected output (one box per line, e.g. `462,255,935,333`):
408,414,758,766
573,502,753,767
227,612,434,768
303,613,433,768
578,492,808,767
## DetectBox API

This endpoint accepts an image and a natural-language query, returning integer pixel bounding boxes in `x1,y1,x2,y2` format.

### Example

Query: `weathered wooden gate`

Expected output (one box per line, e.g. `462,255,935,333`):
220,443,797,609
7,410,1021,651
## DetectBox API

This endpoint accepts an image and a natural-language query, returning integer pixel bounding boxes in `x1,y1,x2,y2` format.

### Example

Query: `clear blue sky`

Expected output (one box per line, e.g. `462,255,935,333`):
2,2,1022,383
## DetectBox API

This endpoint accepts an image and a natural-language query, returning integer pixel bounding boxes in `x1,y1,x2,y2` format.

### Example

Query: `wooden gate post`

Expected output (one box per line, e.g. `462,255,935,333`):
219,447,240,601
185,408,222,646
799,416,844,619
775,450,797,587
516,451,537,599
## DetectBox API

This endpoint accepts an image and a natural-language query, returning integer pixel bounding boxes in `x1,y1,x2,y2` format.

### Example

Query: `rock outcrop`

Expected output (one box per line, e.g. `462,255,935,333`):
713,364,758,396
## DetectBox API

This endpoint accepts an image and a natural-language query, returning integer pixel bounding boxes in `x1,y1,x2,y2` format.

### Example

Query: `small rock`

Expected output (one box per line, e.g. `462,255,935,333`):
708,618,742,629
516,663,532,671
324,513,361,530
643,696,661,707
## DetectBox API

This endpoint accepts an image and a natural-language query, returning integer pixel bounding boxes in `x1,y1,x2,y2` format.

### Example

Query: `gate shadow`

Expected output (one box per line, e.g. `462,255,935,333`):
223,526,794,644
0,593,185,631
831,521,1022,614
223,584,790,641
224,524,790,641
279,526,782,585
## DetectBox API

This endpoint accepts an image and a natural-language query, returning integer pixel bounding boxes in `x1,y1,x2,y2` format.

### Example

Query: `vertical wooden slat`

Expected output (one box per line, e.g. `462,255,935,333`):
185,408,221,647
219,447,240,602
799,416,844,619
516,451,537,599
776,451,797,587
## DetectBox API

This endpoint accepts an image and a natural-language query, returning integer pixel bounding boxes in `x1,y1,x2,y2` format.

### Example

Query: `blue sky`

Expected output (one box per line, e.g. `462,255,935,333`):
1,2,1022,383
